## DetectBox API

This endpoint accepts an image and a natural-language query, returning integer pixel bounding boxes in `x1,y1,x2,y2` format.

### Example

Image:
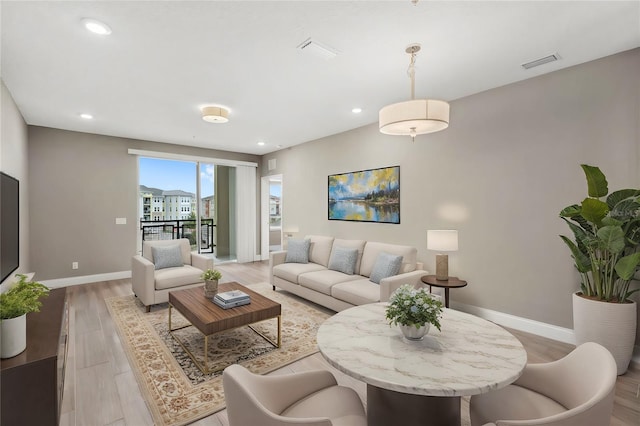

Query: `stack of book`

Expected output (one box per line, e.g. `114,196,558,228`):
213,289,251,309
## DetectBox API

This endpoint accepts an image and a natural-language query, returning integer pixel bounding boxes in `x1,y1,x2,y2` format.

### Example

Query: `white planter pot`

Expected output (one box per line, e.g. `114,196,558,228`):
1,314,27,358
573,293,637,375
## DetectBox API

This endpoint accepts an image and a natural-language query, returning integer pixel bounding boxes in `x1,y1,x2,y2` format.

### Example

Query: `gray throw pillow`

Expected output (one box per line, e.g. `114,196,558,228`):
328,246,359,275
152,244,184,270
369,252,403,284
285,239,311,264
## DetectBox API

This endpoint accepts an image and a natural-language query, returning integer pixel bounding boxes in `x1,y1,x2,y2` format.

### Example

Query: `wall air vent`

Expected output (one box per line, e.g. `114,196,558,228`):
297,37,338,60
521,53,561,70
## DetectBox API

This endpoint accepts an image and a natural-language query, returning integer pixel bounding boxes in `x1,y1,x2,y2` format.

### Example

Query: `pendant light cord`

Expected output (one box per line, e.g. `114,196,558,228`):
407,50,417,100
407,46,419,141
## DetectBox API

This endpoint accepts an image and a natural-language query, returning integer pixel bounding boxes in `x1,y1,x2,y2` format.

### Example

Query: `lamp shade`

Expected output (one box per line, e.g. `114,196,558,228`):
379,99,449,135
427,230,458,252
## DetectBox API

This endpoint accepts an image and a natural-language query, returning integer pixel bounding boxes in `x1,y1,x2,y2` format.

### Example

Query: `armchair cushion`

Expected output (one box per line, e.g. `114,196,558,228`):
154,265,204,290
369,252,403,284
152,244,184,270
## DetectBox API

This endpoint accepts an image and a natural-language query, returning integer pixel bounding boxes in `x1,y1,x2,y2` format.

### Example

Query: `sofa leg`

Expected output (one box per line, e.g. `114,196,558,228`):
272,285,276,291
145,305,151,313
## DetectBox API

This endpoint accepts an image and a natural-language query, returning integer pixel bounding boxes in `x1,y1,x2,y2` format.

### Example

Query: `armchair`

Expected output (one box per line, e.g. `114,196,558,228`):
223,364,367,426
131,239,213,312
470,342,616,426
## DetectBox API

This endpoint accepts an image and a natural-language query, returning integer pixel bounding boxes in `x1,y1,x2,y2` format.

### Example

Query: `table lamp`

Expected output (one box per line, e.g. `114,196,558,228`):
427,230,458,281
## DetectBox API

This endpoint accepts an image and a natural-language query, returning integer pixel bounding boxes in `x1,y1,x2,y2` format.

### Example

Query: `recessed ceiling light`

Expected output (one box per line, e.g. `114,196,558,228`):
80,113,93,120
257,141,265,146
352,107,362,114
82,18,112,35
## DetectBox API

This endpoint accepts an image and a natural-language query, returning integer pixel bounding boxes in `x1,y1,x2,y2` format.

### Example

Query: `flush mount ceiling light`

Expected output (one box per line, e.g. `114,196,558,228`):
201,106,229,123
82,18,112,35
379,43,449,141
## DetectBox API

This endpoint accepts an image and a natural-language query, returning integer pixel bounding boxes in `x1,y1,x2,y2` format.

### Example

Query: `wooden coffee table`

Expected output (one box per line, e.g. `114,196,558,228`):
168,282,281,374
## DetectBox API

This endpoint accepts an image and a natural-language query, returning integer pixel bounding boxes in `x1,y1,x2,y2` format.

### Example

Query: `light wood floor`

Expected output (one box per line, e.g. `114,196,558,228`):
59,261,640,426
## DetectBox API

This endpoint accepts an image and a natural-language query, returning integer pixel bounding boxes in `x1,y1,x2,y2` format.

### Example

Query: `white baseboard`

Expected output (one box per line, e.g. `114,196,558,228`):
37,272,640,370
450,300,640,369
41,270,131,289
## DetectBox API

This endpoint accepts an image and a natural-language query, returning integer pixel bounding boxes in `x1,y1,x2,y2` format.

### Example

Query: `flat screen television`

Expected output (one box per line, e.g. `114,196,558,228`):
1,172,19,283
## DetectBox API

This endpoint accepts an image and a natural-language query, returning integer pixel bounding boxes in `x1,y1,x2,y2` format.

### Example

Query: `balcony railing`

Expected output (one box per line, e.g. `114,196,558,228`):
140,219,215,254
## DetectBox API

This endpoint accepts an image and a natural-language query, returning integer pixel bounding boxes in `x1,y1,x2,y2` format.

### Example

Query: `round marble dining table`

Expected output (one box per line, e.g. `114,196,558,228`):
316,303,528,426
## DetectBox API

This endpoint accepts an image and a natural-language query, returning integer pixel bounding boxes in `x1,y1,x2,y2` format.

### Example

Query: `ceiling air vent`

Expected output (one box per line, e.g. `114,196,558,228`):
521,53,561,70
297,37,338,60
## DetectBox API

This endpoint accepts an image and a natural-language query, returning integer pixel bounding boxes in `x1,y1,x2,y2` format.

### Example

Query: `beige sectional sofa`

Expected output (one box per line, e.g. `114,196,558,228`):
269,235,430,312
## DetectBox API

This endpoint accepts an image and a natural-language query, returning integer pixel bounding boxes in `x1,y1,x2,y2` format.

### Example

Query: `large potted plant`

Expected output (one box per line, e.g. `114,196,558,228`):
0,274,50,358
560,164,640,374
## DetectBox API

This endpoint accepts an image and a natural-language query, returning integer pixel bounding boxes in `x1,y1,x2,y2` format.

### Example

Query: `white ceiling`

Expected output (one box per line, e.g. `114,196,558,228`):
2,1,639,155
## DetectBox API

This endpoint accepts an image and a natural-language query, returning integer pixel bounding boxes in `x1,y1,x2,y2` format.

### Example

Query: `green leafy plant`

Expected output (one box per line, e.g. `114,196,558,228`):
560,164,640,302
0,274,50,319
201,269,222,281
385,284,444,330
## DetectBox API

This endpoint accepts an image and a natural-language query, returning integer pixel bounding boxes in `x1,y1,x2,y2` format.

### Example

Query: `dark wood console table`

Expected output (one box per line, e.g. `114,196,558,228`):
1,287,69,426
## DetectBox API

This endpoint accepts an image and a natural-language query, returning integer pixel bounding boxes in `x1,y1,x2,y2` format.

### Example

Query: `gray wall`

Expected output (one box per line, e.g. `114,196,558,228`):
28,127,259,280
261,49,640,345
0,80,29,288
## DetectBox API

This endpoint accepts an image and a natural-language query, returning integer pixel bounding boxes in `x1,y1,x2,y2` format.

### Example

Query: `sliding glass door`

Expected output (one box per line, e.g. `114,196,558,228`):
138,157,237,262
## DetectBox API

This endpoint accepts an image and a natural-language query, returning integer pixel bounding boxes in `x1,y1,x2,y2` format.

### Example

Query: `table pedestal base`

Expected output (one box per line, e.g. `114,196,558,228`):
367,385,461,426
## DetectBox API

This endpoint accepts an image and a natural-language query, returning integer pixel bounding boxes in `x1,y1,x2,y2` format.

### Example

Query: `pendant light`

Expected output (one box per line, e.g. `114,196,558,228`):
379,43,449,141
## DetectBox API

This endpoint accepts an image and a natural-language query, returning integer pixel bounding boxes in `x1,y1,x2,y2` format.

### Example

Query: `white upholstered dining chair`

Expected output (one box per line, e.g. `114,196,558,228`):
470,342,616,426
223,364,367,426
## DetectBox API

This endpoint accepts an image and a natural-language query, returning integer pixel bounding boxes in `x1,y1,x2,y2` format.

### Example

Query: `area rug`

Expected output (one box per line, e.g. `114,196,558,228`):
105,283,331,426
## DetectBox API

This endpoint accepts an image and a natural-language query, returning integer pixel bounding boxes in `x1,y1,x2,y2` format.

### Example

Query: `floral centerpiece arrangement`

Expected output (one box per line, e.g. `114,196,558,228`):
385,284,443,340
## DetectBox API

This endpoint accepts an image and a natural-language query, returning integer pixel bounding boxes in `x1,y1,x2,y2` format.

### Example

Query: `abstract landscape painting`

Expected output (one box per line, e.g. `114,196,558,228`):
328,166,400,223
